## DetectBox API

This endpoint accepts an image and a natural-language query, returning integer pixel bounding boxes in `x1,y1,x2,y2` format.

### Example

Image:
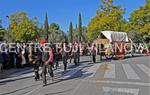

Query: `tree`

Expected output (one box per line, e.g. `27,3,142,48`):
73,26,88,43
44,12,49,41
130,0,150,37
0,19,3,41
127,30,144,43
68,22,73,43
48,30,66,43
32,17,41,41
82,26,88,43
49,23,60,30
0,19,12,42
87,0,126,41
47,22,66,43
0,28,5,41
9,12,37,42
78,13,82,43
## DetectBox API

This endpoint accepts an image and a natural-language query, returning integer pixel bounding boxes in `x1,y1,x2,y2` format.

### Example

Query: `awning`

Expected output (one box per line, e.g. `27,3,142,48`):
101,31,129,42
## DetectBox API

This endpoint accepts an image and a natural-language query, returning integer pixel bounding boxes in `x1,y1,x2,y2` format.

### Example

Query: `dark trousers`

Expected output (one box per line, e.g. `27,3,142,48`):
33,61,41,80
62,56,67,71
74,53,80,65
92,54,96,63
54,55,59,69
42,62,54,85
55,61,59,69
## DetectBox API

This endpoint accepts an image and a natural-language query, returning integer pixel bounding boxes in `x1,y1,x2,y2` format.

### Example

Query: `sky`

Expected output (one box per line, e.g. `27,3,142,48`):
0,0,146,32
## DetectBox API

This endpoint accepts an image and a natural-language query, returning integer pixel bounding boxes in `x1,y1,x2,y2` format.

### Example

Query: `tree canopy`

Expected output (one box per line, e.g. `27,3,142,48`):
0,28,5,41
87,0,127,41
130,0,150,37
9,12,38,42
1,0,149,43
49,22,60,31
48,30,66,43
48,22,65,43
68,22,73,43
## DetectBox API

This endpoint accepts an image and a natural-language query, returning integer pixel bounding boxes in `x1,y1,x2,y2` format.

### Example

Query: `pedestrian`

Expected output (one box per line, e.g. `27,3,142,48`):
73,42,80,66
91,44,97,63
55,47,60,69
16,43,22,68
33,48,42,81
5,45,10,69
21,45,26,68
50,43,55,69
69,46,73,63
60,43,68,72
41,44,54,86
77,44,80,64
24,44,30,66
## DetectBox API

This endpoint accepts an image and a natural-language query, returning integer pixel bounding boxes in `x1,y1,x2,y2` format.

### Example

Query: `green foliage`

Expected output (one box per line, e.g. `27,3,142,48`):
9,12,37,42
48,30,66,43
87,0,127,41
0,19,4,41
48,22,65,43
73,26,88,43
127,30,144,43
68,22,73,43
130,0,150,36
0,28,5,41
49,22,60,31
81,26,88,43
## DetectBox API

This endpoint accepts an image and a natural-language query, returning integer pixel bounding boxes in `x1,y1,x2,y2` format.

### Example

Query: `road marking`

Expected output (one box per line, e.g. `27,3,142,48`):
136,64,150,77
102,87,139,95
85,63,103,78
122,64,140,80
91,80,150,86
104,64,115,79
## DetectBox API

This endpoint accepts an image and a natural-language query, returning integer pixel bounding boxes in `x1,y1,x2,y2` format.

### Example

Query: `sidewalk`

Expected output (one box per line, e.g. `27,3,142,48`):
0,67,33,83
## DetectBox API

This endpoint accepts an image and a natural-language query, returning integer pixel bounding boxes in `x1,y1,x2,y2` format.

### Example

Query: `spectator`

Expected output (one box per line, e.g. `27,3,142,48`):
91,44,97,63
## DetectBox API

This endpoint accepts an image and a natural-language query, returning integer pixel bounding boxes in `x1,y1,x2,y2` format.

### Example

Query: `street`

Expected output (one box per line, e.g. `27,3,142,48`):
0,56,150,95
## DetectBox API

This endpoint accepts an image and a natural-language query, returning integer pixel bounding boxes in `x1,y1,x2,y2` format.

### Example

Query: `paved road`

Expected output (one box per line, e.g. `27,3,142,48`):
0,56,149,95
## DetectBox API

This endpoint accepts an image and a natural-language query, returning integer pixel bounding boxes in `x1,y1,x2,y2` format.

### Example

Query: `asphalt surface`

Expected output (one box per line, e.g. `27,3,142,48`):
0,55,149,95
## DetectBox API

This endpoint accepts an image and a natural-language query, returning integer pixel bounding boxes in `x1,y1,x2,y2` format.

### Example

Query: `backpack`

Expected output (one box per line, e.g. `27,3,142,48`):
42,48,53,63
42,52,49,62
